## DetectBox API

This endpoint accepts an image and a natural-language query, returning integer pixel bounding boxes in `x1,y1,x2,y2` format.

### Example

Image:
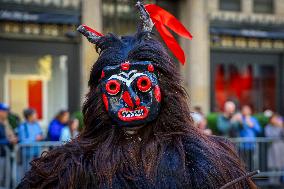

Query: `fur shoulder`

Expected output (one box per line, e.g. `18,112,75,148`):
181,134,256,189
17,142,98,189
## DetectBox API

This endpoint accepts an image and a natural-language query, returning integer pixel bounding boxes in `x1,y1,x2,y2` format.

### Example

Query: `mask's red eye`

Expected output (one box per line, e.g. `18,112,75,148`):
137,76,152,92
106,80,121,95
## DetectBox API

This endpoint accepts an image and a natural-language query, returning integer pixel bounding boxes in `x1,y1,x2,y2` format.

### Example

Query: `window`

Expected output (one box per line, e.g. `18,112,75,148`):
253,0,274,14
102,0,138,34
0,54,69,123
211,49,284,113
219,0,241,11
102,0,178,35
213,62,277,112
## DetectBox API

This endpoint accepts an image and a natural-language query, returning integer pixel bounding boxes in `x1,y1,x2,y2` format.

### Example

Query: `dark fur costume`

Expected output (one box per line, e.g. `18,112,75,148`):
17,32,257,189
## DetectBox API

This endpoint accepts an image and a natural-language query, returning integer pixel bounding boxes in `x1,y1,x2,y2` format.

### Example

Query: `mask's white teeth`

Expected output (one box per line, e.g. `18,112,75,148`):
121,108,144,118
122,111,126,118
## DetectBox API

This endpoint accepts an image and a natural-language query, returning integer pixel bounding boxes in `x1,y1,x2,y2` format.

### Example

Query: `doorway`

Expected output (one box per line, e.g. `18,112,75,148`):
5,75,47,124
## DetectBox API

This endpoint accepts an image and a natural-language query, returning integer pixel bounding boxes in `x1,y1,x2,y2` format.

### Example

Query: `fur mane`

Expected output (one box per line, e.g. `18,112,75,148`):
17,32,255,189
79,32,251,187
81,32,194,183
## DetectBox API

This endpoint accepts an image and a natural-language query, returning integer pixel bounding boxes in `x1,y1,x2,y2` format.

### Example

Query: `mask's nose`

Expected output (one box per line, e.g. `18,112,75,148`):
122,88,141,109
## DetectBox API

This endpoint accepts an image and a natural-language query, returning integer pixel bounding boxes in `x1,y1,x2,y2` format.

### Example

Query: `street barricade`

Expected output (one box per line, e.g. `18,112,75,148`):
12,142,62,188
0,138,284,188
231,137,284,187
0,145,11,189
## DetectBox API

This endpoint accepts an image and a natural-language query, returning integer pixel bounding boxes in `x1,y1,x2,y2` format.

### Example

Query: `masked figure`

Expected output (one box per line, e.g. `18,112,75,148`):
100,61,161,126
18,1,258,189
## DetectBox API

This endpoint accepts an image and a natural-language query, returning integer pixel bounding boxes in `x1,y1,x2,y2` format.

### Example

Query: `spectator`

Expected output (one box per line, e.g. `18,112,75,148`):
0,103,17,186
264,109,273,118
192,113,212,135
265,113,284,183
198,117,212,135
60,118,79,142
217,101,241,137
18,108,43,171
193,106,204,116
18,108,43,143
47,110,69,141
239,105,261,139
238,105,261,170
0,103,17,145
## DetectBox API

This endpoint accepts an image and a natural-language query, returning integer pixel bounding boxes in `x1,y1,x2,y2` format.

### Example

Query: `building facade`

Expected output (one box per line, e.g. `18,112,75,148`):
1,0,283,127
0,0,82,126
207,0,284,113
81,0,284,114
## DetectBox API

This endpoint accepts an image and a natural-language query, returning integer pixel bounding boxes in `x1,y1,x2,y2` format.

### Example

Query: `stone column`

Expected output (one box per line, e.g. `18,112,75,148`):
179,0,210,114
275,0,284,15
242,0,253,14
207,0,218,12
80,0,103,100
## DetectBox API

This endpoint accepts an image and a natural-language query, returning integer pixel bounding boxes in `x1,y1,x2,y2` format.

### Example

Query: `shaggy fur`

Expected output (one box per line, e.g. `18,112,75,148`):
17,32,257,189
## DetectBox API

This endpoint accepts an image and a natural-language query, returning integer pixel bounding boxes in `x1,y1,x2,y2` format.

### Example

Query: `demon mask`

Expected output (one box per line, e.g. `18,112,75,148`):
100,61,161,127
77,1,192,128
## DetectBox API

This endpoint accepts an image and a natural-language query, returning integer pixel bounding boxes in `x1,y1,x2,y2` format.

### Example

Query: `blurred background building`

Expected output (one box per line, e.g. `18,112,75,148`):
206,0,284,115
1,0,284,127
0,0,81,127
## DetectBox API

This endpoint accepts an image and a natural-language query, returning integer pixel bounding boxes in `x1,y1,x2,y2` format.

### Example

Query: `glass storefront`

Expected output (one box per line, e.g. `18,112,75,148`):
214,63,277,112
211,51,281,113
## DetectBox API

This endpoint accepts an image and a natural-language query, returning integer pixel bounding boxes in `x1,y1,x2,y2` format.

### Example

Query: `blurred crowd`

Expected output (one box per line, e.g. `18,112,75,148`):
1,100,284,173
191,100,284,140
0,102,79,146
0,102,80,186
192,100,284,182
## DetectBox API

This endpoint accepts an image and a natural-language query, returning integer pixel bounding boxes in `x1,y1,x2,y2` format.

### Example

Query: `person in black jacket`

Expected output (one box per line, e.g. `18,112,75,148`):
0,103,17,186
0,103,17,145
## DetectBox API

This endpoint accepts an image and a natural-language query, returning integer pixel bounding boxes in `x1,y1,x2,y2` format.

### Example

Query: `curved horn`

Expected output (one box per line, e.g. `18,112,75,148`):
136,1,154,33
77,24,103,44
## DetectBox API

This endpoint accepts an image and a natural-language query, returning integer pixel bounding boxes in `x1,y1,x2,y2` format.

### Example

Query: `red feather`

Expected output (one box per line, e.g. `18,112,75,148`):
145,4,193,64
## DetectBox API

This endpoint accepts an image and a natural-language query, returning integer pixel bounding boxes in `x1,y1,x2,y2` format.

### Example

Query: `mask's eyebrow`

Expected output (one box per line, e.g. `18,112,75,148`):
108,72,147,87
118,70,137,79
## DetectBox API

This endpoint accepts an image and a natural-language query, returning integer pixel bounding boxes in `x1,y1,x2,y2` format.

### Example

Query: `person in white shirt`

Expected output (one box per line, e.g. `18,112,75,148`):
60,118,79,142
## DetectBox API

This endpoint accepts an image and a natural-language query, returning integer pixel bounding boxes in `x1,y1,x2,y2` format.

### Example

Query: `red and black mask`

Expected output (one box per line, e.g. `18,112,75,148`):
100,61,161,127
77,1,192,127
